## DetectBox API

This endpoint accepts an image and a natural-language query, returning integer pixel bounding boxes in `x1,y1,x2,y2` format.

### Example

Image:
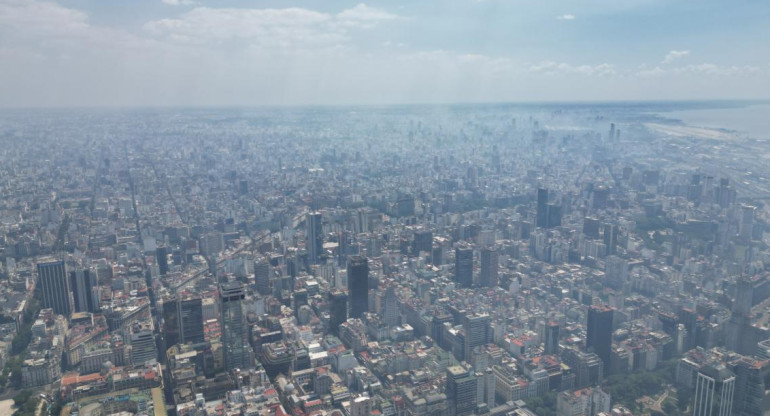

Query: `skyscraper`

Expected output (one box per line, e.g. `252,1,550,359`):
129,321,158,366
179,295,205,344
480,247,499,288
537,188,549,228
413,229,433,257
545,322,560,356
38,260,73,316
464,313,491,363
220,281,252,371
70,267,97,313
328,289,348,336
383,285,399,327
603,223,619,256
693,365,735,416
162,295,180,349
254,258,271,295
455,243,473,288
156,246,169,276
446,365,478,416
307,211,323,264
587,305,613,373
347,256,369,318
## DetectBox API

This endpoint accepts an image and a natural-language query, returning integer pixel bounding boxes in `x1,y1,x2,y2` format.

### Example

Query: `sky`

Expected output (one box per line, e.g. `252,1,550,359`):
0,0,769,107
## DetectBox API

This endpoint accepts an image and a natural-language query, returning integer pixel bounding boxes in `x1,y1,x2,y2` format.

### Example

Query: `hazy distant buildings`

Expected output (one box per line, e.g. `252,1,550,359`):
537,188,562,229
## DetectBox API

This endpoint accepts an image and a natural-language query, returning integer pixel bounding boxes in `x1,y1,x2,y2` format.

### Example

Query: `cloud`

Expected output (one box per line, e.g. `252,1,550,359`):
556,14,575,20
337,3,400,28
162,0,195,5
529,61,615,77
663,49,689,64
144,3,400,48
637,63,760,78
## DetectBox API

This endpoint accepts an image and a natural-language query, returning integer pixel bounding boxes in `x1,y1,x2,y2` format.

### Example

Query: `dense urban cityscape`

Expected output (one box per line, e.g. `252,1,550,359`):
0,102,768,416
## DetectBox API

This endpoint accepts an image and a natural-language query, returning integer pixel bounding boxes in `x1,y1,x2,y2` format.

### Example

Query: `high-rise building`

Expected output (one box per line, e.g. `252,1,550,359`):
383,285,399,327
604,256,628,290
545,322,560,356
537,188,549,228
728,277,760,355
480,247,499,288
254,259,271,296
328,289,348,335
547,203,562,228
592,185,610,211
464,314,491,363
413,230,433,257
583,217,601,239
162,295,180,348
179,295,205,344
693,365,735,416
455,243,474,288
446,365,478,416
38,260,73,316
156,246,169,276
587,305,613,372
70,267,97,313
220,281,252,371
536,188,562,229
731,356,770,416
307,212,324,264
741,205,756,240
603,223,619,256
129,321,158,366
347,256,369,318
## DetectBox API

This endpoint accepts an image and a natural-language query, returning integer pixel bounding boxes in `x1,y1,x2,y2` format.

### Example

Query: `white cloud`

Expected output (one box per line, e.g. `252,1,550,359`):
144,3,400,48
663,49,689,64
556,14,575,20
337,3,399,28
162,0,195,5
529,61,615,76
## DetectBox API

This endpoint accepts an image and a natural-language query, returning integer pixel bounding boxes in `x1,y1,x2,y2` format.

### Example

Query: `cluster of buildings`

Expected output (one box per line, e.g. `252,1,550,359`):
1,105,770,416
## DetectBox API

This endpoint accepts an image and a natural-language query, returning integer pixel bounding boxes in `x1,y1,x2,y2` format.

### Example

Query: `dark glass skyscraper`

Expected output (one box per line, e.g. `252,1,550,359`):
455,243,473,288
70,268,97,313
347,255,369,318
220,281,252,370
156,246,169,276
307,211,323,264
587,305,613,372
545,321,560,356
179,295,205,344
480,247,498,288
537,188,549,228
38,260,73,316
328,289,348,335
